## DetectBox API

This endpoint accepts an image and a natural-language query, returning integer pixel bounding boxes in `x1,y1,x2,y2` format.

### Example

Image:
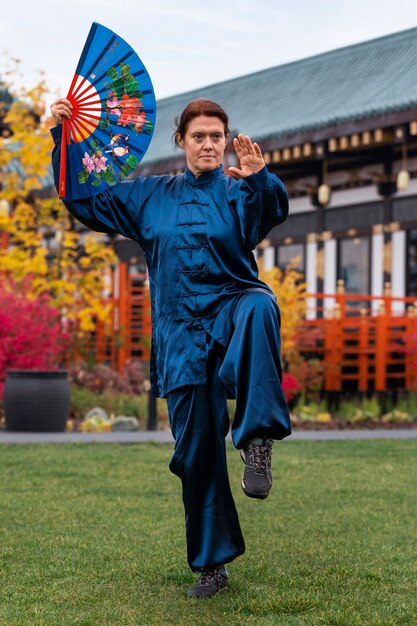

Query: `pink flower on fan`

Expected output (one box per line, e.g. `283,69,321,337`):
106,96,122,117
117,111,146,131
82,152,95,173
133,111,147,131
94,155,108,172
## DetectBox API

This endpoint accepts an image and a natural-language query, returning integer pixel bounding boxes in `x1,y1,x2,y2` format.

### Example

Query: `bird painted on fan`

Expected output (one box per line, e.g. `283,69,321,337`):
103,134,130,157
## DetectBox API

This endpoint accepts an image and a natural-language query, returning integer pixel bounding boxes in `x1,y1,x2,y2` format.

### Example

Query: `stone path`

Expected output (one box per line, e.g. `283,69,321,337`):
0,428,416,444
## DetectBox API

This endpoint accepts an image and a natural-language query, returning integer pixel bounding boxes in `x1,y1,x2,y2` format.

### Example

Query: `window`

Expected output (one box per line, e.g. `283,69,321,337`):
277,243,304,273
408,229,417,297
339,237,369,294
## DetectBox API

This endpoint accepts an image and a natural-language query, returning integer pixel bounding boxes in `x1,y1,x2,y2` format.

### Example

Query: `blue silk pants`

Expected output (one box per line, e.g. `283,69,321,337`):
166,289,291,571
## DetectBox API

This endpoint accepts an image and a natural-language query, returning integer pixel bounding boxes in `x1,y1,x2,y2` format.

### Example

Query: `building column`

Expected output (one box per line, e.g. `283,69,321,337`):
323,234,337,311
262,245,275,270
391,227,406,314
371,225,384,313
306,234,318,319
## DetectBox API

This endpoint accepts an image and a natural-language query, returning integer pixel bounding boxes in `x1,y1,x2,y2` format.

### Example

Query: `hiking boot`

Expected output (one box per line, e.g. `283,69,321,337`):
186,565,228,598
240,438,273,499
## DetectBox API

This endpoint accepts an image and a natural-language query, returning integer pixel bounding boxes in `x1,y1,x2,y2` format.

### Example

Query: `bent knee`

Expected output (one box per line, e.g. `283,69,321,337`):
234,289,279,322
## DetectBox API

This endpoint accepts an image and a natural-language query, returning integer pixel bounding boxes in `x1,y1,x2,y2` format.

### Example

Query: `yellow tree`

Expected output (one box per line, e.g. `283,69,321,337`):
259,259,324,398
259,259,307,368
0,67,117,336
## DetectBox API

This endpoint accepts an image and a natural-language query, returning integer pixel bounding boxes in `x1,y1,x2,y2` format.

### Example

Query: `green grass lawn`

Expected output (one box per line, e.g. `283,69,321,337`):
0,440,416,626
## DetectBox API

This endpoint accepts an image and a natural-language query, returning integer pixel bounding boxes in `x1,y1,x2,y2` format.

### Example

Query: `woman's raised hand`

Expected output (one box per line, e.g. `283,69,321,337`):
228,134,265,179
50,98,73,126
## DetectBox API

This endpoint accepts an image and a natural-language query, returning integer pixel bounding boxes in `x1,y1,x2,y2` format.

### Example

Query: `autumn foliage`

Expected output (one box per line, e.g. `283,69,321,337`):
259,259,324,400
0,66,117,339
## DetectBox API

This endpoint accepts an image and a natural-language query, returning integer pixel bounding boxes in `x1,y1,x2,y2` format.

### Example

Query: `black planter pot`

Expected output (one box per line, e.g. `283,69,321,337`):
4,370,70,432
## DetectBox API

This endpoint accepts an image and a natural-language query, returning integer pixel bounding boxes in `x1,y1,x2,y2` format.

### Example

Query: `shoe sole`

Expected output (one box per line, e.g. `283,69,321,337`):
241,479,270,499
187,586,228,599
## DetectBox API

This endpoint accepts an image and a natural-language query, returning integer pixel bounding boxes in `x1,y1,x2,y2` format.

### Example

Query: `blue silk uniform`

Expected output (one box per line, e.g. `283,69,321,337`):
51,126,291,571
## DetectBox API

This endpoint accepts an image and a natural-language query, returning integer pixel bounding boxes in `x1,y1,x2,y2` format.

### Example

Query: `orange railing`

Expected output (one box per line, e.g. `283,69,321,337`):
66,266,417,392
65,264,151,371
299,284,417,392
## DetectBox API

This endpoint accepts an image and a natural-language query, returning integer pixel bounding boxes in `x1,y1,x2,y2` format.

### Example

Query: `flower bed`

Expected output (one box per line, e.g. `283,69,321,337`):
291,395,417,429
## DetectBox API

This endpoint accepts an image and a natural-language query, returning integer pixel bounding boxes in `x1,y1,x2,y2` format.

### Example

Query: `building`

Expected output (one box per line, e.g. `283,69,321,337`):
3,30,416,390
134,27,417,316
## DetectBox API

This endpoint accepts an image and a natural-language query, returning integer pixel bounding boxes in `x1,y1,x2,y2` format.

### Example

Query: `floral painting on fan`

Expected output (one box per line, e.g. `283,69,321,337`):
59,22,156,200
103,63,153,134
77,61,154,188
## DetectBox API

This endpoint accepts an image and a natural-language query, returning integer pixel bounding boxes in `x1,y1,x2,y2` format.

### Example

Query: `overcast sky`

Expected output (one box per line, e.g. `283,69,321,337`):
1,0,417,103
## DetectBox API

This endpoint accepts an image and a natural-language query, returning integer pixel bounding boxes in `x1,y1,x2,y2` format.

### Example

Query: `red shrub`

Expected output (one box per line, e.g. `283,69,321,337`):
0,285,68,399
282,372,301,403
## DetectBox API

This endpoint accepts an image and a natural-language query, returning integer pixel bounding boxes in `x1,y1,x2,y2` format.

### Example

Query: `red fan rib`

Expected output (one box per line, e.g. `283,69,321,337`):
59,122,68,198
73,82,98,102
73,105,102,113
70,75,88,100
75,92,101,106
74,111,101,123
68,118,92,143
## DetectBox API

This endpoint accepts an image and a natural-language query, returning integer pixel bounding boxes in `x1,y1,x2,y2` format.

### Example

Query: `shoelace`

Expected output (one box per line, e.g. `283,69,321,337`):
247,441,273,472
199,568,225,587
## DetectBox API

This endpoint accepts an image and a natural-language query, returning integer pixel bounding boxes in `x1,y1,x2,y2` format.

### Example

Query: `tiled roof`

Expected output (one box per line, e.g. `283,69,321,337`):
143,27,417,165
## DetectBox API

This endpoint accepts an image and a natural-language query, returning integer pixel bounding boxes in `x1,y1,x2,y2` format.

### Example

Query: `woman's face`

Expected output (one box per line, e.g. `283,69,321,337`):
177,115,228,178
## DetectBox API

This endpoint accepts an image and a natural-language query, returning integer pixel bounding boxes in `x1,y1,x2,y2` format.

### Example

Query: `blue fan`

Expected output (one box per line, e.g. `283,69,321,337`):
59,22,156,199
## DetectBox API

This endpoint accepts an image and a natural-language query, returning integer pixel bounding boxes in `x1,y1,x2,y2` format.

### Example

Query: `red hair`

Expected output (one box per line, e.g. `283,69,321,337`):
174,99,229,146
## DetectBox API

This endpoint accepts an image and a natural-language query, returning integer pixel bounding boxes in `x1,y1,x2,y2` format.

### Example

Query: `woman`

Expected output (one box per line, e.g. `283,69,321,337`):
50,98,291,598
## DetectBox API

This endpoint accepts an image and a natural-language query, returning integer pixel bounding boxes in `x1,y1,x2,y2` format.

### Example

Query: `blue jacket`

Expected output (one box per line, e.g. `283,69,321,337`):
51,127,289,396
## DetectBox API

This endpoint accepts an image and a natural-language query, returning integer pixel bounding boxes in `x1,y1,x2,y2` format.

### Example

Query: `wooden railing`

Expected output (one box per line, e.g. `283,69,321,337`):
67,266,417,392
65,264,151,370
300,283,417,392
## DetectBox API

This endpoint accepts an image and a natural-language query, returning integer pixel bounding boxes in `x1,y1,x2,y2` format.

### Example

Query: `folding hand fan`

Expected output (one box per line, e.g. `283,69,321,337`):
59,22,156,199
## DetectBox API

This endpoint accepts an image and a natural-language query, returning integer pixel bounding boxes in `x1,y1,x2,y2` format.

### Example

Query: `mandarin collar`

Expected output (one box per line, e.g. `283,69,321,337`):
185,165,225,187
